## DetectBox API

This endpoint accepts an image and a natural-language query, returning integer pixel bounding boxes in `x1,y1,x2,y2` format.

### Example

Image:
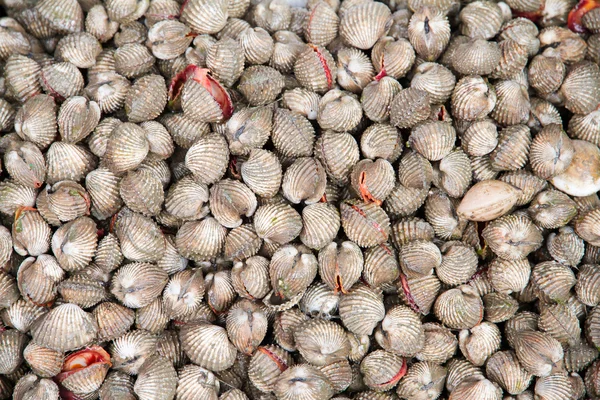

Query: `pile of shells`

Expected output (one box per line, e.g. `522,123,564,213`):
4,0,600,399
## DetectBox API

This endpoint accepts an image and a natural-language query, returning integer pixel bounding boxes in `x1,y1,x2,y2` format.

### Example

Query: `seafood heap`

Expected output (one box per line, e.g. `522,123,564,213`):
3,0,600,399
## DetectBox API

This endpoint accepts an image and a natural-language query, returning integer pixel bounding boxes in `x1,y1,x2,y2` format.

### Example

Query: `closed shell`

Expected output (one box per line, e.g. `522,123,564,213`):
175,217,227,262
272,108,315,157
338,284,385,336
180,322,237,371
485,350,532,395
254,203,302,244
490,80,530,126
180,0,228,34
55,32,102,68
210,179,257,228
459,322,501,366
560,61,600,115
451,39,501,76
241,149,282,198
248,345,293,392
238,66,285,106
360,124,403,162
317,89,363,132
134,355,177,400
125,74,167,123
294,318,350,366
239,27,274,65
408,7,450,61
273,364,334,400
30,303,97,352
411,62,456,104
390,88,431,129
14,94,57,149
282,157,327,204
483,214,542,260
513,331,564,377
531,261,576,303
231,256,271,299
360,350,406,392
341,200,390,247
408,121,456,161
451,76,497,121
225,225,263,261
350,158,395,204
375,304,424,357
340,2,392,50
314,131,360,185
294,45,336,93
300,203,340,250
185,132,229,185
459,1,503,39
433,285,483,329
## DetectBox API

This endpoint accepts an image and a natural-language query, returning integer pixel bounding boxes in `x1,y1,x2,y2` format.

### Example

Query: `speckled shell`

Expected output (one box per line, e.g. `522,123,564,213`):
180,0,228,34
300,203,340,250
180,322,237,371
434,285,484,330
271,108,314,158
294,45,336,93
408,7,450,61
409,121,456,161
513,331,564,377
238,66,285,106
294,318,350,366
303,1,339,46
240,149,283,198
375,304,424,357
451,76,497,121
361,78,403,123
30,303,97,352
390,88,431,129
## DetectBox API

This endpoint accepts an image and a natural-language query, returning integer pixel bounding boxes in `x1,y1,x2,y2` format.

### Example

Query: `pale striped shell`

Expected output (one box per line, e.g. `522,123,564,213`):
361,77,403,123
360,350,406,392
300,203,340,250
30,303,97,352
294,318,350,365
180,322,237,371
459,322,502,366
175,217,227,262
434,285,484,330
339,284,385,336
341,200,390,247
185,132,229,185
111,262,168,308
340,2,392,50
375,304,424,357
180,0,228,34
408,7,450,61
482,214,542,260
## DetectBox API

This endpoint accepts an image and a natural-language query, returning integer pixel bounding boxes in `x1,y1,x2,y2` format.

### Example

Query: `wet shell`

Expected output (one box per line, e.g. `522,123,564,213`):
30,303,97,352
294,318,350,365
124,74,168,123
513,331,564,377
314,131,360,185
375,305,424,357
175,364,219,400
528,55,566,95
456,179,520,221
300,203,340,250
451,76,497,121
248,345,293,392
488,258,531,295
55,32,102,68
180,0,228,34
390,87,431,129
231,256,270,300
133,355,177,400
408,7,450,61
433,285,484,330
482,214,543,260
179,322,238,371
175,217,227,262
576,264,600,306
111,262,168,308
225,225,263,261
282,157,327,204
317,89,362,132
241,149,283,197
238,66,285,106
294,45,336,93
273,364,334,400
408,121,456,161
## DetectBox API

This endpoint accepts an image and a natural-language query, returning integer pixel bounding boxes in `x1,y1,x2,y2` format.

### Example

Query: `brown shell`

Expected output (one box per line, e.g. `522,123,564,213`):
451,38,501,76
225,225,263,261
361,77,402,124
459,1,503,39
304,1,339,46
180,0,228,34
375,304,424,357
238,66,285,106
248,344,292,392
241,149,283,198
490,80,530,126
408,121,456,161
560,61,600,115
390,87,431,129
360,124,403,163
185,132,229,185
294,318,350,366
317,89,363,132
433,285,484,330
282,157,327,204
531,261,576,303
294,44,336,94
513,330,564,377
408,7,450,61
451,75,497,121
340,2,392,50
300,203,340,250
270,244,317,300
341,200,390,247
314,131,360,185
